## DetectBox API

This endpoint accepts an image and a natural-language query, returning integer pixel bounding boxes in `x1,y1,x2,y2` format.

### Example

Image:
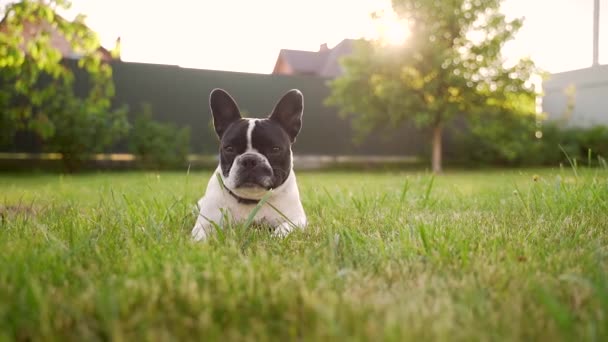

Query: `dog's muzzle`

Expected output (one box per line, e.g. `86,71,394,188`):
235,153,273,189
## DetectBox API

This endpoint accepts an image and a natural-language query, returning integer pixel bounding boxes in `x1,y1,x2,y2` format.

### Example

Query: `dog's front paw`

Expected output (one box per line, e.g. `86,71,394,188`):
272,222,295,238
191,224,208,242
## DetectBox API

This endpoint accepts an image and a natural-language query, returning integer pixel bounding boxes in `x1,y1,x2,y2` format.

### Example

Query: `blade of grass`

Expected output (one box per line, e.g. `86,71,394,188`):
322,186,337,207
422,175,435,208
559,144,579,178
242,190,273,230
266,202,298,230
418,223,430,254
598,156,607,169
215,172,225,191
400,178,410,203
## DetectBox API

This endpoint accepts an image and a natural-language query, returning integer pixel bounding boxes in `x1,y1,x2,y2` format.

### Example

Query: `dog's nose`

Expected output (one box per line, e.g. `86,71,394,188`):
240,155,259,170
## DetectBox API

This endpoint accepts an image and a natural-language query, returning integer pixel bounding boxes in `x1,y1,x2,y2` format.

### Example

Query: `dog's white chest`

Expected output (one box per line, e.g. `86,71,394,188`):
191,168,306,241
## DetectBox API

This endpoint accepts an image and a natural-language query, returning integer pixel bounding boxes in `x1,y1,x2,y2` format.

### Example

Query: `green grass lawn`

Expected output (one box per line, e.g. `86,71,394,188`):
1,168,607,341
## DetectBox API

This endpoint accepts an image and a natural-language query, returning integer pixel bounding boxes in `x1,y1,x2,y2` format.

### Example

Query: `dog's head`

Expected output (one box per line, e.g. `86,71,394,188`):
210,88,303,200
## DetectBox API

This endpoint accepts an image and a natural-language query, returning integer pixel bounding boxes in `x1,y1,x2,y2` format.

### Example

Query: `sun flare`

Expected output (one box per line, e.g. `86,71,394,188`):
382,18,410,45
374,12,410,46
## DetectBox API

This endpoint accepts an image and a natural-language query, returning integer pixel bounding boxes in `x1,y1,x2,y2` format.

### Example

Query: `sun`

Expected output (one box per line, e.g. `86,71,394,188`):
374,12,410,46
383,19,410,45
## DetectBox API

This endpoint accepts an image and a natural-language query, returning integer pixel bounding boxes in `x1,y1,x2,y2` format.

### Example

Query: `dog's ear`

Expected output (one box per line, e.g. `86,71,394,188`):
210,89,241,138
269,89,303,143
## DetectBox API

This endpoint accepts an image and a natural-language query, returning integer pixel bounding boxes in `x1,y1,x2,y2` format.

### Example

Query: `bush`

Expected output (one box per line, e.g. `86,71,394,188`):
44,92,130,172
450,113,608,167
449,112,538,166
129,104,191,169
539,125,608,166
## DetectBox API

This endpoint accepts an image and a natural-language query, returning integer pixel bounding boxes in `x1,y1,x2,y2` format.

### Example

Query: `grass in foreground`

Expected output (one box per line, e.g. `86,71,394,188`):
0,168,607,341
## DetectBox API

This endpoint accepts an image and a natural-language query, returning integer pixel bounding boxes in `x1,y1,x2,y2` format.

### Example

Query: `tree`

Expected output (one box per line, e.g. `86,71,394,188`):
0,0,127,171
326,0,539,173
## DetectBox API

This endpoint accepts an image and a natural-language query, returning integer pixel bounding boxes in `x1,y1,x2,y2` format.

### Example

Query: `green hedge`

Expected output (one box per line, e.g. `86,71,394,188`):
128,104,191,169
449,116,608,167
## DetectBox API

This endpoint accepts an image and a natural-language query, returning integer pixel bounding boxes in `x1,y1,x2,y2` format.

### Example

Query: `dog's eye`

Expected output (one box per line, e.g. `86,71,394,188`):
271,146,281,153
224,146,234,153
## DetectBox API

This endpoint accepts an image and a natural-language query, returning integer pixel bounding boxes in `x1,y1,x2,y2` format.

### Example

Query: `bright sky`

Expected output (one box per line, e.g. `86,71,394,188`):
63,0,607,74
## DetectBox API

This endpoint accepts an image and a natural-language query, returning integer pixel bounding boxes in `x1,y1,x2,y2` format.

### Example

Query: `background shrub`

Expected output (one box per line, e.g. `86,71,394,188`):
43,90,130,172
570,125,608,162
449,113,608,167
129,104,191,169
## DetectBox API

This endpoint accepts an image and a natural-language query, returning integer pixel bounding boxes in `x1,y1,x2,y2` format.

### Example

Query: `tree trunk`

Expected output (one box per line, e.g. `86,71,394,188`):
431,124,442,174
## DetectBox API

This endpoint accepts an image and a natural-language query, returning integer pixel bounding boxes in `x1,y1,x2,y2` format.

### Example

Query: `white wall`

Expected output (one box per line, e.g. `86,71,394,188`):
542,65,608,126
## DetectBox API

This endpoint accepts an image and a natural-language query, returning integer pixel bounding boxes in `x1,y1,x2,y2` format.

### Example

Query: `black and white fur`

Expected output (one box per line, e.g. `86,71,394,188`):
191,89,306,241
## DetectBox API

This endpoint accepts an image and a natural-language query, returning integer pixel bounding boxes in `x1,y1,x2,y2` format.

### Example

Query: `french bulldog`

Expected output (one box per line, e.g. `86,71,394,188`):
191,89,307,241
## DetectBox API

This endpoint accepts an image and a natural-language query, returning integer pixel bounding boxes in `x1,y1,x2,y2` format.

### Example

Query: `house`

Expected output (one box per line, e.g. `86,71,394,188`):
542,0,606,126
0,13,117,62
272,39,354,77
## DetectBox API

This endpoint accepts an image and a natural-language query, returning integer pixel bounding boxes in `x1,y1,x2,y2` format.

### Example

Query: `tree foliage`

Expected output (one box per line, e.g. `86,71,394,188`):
0,0,127,170
327,0,539,172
